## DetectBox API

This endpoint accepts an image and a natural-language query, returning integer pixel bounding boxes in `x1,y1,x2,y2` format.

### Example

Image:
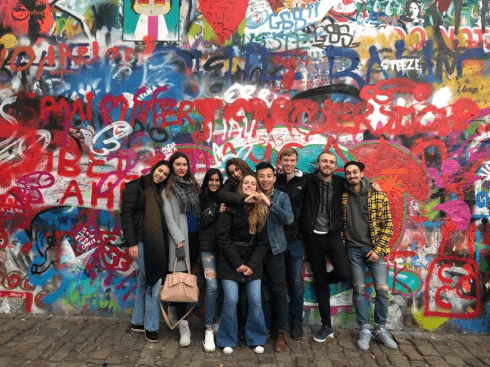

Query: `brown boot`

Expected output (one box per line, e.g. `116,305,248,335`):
275,330,288,352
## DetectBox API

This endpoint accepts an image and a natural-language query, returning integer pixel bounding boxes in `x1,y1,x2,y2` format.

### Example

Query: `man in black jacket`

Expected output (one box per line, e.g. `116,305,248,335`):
274,147,308,340
301,151,350,343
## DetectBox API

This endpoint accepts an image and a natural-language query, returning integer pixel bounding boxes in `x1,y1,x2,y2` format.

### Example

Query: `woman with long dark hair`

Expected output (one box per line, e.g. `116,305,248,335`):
121,160,170,343
162,152,200,347
216,173,270,354
199,168,224,352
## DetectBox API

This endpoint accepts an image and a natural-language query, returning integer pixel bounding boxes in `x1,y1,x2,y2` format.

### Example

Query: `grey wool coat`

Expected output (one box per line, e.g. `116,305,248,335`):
162,190,191,272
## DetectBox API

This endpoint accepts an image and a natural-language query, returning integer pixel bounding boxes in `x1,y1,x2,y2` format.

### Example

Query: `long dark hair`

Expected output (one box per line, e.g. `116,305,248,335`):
144,160,170,206
225,158,254,187
165,152,200,199
200,168,224,199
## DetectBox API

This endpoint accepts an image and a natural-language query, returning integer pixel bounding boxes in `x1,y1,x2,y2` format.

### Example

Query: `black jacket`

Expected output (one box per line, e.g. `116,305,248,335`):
199,189,221,253
120,176,146,248
274,170,309,244
217,206,270,283
217,180,245,207
301,173,346,235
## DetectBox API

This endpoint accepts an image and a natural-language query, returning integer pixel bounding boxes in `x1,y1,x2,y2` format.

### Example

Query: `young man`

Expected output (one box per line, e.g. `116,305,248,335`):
255,162,294,352
274,148,309,340
342,161,397,351
301,151,351,343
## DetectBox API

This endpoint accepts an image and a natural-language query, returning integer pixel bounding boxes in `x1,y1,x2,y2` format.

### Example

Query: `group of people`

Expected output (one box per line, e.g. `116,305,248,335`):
120,148,397,355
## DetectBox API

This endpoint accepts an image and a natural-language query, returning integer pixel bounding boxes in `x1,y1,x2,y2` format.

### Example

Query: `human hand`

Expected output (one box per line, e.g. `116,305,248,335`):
244,193,260,204
258,193,270,207
366,250,379,262
242,266,253,276
219,203,227,213
129,245,138,261
372,182,382,192
236,264,247,273
175,246,186,260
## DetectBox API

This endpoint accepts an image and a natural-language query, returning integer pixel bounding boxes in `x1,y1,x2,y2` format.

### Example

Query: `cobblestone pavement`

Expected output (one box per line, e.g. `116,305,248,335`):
1,313,490,367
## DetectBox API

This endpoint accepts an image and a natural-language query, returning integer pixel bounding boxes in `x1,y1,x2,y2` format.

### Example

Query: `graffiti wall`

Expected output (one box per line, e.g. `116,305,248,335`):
0,0,489,334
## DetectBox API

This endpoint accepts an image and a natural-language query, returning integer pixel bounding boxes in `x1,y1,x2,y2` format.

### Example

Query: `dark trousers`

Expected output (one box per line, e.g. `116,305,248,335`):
264,250,289,332
306,232,350,328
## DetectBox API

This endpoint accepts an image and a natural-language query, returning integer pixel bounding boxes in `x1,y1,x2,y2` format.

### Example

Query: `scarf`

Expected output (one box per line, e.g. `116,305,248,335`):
171,175,200,216
143,184,168,287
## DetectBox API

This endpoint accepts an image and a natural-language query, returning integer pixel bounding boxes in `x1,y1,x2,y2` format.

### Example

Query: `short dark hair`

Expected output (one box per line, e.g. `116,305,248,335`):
255,161,275,174
344,161,365,172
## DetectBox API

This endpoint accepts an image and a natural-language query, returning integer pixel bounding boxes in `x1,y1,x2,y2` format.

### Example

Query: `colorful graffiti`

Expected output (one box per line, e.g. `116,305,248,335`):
0,0,490,334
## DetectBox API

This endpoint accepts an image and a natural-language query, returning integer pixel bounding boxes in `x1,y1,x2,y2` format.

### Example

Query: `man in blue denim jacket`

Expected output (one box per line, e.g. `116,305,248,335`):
255,162,294,352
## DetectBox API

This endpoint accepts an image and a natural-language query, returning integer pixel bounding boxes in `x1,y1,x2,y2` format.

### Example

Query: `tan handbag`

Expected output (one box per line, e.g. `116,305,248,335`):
159,258,199,329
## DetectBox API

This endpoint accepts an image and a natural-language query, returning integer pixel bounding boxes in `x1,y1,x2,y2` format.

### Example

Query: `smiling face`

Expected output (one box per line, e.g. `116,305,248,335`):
227,164,242,181
280,154,297,175
172,157,188,178
257,168,276,194
344,164,364,187
317,152,337,179
241,175,257,196
207,173,221,192
153,164,170,184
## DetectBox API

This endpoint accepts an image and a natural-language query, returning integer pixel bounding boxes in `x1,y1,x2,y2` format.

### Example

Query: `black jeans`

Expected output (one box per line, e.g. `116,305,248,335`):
306,232,350,328
264,250,289,332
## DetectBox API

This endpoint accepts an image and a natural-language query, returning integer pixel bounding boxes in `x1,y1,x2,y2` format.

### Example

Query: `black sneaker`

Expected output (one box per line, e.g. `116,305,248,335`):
291,321,304,340
131,323,144,333
145,329,158,342
313,325,334,343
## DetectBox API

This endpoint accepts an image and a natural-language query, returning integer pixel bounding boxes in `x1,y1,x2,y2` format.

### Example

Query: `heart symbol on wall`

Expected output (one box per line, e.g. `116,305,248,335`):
199,0,249,43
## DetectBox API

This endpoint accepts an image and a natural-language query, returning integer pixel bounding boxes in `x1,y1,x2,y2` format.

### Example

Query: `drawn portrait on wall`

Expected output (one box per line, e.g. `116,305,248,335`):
123,0,179,42
403,0,424,29
0,0,54,36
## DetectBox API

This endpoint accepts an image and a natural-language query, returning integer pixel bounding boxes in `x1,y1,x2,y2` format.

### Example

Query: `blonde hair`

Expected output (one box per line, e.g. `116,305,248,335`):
237,174,268,234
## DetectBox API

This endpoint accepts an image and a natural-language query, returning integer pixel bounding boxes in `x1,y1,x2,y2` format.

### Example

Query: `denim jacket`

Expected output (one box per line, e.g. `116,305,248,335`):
267,189,294,255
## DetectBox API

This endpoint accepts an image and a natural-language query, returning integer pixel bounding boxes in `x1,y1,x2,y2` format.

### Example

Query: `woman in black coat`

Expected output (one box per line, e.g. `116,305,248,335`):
216,173,270,355
200,168,224,352
120,160,170,343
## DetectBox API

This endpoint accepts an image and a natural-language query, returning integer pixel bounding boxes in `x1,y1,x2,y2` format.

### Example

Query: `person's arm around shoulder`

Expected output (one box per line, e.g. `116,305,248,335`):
218,180,245,207
269,191,294,225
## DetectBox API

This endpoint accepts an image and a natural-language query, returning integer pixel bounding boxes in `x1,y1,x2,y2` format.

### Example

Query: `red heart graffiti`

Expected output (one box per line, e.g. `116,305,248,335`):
200,0,249,43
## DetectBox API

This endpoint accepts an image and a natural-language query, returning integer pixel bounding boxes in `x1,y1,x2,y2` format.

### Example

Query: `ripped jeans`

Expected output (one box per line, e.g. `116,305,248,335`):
201,251,223,328
347,246,389,329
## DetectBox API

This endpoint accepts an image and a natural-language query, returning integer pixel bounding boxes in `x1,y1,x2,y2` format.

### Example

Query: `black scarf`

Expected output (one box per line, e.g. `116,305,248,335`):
143,185,168,287
170,175,200,216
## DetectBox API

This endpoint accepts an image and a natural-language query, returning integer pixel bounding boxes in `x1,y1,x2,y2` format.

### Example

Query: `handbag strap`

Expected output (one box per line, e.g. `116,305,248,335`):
173,257,192,273
159,299,196,330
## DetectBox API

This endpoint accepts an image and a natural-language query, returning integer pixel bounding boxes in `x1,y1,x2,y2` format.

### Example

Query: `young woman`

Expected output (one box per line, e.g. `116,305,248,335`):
199,168,225,352
120,160,170,343
162,152,200,347
216,173,270,354
218,158,255,206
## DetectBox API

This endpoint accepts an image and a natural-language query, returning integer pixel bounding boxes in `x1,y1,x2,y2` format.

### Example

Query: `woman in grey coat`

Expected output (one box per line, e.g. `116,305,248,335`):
162,152,200,347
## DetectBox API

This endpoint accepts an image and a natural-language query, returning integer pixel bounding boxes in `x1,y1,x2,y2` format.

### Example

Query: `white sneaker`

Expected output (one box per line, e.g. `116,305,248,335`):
178,320,191,347
203,329,215,352
223,347,234,354
253,346,264,354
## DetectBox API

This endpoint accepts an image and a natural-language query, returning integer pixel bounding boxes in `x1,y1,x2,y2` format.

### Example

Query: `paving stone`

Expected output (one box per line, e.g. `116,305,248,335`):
443,355,467,366
424,355,451,367
417,345,440,356
387,354,411,366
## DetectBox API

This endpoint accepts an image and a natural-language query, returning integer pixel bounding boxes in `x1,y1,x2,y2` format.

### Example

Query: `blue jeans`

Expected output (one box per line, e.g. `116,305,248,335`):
131,241,161,332
264,250,288,331
284,240,304,323
347,246,389,329
201,252,223,328
217,279,267,348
